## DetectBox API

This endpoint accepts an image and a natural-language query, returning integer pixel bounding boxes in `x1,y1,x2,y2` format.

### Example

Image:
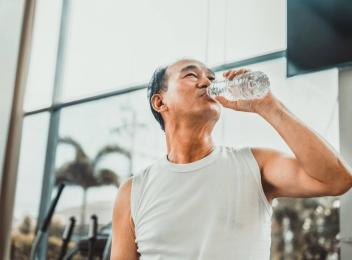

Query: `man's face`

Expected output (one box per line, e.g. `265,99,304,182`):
161,59,221,127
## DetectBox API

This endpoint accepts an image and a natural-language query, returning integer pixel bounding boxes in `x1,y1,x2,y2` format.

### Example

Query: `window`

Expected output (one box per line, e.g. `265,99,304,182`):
23,0,61,111
53,89,164,239
59,0,208,101
11,113,49,259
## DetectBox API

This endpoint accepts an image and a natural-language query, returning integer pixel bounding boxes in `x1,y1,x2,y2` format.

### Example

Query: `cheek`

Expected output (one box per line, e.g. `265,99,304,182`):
169,85,195,104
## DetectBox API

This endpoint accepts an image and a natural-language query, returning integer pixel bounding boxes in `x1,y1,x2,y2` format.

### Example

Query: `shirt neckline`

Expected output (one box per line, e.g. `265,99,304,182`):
159,146,221,173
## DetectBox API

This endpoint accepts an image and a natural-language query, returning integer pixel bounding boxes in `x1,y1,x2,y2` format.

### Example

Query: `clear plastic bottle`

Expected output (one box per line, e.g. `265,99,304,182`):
206,71,270,101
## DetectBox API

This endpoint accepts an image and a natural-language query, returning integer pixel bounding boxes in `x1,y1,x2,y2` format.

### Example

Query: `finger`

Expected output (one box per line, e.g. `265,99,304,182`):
223,71,230,77
236,68,249,76
223,72,232,79
241,68,251,74
215,96,238,110
223,68,251,80
224,70,238,80
228,70,242,80
228,68,250,80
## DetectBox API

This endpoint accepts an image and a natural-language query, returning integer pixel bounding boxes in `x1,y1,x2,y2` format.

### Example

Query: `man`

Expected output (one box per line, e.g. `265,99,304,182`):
111,59,352,260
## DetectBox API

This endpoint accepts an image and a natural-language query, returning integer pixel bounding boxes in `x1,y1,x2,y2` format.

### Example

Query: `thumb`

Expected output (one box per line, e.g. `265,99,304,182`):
215,96,237,110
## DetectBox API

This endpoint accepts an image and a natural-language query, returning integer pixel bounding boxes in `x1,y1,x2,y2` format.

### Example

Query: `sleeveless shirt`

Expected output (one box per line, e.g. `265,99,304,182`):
131,146,273,260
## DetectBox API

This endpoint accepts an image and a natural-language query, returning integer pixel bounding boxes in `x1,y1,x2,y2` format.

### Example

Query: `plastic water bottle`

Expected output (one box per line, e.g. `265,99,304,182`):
206,71,270,101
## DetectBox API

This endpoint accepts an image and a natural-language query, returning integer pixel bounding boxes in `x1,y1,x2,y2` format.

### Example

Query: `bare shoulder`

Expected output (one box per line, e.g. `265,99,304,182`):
249,147,279,203
250,146,290,172
118,178,133,198
113,178,133,216
111,178,139,260
250,147,281,166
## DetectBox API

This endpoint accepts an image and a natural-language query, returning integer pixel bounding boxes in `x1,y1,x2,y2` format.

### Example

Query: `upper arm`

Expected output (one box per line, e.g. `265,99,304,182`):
251,147,337,200
111,178,139,260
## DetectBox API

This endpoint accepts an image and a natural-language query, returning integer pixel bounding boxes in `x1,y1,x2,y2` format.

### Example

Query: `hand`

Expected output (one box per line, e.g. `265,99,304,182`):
214,68,277,114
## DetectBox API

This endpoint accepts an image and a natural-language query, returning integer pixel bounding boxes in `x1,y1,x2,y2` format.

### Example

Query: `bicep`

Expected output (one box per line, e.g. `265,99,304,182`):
252,147,332,199
111,179,139,260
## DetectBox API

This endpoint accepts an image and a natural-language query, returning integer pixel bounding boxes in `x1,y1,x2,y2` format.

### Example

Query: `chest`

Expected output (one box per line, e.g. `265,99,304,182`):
135,170,268,244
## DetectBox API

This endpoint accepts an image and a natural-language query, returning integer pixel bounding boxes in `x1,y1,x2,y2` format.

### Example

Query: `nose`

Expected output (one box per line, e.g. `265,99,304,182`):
197,76,212,89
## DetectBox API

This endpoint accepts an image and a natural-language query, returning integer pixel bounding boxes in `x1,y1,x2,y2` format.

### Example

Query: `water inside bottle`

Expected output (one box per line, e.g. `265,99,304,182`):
207,71,270,101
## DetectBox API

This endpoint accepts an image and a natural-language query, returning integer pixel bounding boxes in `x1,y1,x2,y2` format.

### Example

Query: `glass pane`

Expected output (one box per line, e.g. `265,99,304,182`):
60,0,208,101
23,0,61,111
58,0,287,100
207,0,286,66
11,113,49,259
219,58,340,258
50,89,163,257
225,0,286,62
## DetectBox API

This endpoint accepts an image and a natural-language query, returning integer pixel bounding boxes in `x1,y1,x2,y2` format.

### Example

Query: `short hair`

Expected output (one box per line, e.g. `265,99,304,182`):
147,66,168,132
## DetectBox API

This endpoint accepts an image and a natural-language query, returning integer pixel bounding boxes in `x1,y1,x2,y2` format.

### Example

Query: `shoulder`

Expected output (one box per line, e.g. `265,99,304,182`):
249,147,266,169
249,147,283,202
222,145,265,167
111,178,140,259
113,164,153,212
250,146,286,170
130,164,153,186
113,178,133,217
119,178,133,197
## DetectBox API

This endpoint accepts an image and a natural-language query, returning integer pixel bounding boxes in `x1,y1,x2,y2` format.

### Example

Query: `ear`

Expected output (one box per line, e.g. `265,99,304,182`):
151,94,167,113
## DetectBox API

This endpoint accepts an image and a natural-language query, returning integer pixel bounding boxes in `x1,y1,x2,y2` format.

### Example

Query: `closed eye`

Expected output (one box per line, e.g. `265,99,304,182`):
185,73,198,78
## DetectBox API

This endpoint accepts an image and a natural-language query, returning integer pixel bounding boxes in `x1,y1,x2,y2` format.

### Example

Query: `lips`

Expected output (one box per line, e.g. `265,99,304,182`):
199,92,216,102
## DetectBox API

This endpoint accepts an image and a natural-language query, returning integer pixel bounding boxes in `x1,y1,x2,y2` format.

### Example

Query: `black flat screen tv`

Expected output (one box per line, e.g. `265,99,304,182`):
287,0,352,77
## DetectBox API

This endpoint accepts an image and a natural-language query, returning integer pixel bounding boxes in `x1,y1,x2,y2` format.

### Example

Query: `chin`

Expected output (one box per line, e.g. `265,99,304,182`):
196,103,221,121
208,101,221,114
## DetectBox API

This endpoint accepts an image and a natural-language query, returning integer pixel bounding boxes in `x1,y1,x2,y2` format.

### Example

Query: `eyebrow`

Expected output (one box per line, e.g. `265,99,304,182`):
207,68,216,78
180,65,215,77
180,65,199,74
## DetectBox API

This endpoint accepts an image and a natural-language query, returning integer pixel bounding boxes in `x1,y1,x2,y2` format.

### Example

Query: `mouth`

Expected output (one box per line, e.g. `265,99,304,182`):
199,91,216,102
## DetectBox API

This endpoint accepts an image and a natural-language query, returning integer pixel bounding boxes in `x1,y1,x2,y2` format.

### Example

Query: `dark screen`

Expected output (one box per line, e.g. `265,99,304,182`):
287,0,352,77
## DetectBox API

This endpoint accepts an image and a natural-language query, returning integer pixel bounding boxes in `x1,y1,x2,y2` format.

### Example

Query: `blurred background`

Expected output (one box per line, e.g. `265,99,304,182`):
1,0,352,259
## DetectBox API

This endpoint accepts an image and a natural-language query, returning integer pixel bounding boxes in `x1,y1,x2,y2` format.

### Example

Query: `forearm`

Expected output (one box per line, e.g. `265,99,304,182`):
258,99,352,187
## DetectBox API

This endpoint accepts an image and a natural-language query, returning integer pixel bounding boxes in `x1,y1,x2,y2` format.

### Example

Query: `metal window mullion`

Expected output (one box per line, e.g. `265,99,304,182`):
23,50,287,117
338,68,352,260
35,0,71,258
0,0,37,258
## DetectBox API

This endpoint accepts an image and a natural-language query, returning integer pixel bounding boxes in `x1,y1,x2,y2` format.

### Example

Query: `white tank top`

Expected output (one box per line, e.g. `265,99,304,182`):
131,146,273,260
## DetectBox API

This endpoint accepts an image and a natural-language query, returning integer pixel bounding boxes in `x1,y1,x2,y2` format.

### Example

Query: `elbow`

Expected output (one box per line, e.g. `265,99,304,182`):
332,159,352,196
330,175,352,196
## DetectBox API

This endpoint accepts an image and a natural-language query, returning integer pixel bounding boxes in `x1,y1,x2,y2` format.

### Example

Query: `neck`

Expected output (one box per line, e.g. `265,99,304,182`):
165,122,215,164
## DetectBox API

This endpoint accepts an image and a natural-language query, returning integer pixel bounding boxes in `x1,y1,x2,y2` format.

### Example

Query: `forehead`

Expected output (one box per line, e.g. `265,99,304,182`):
167,59,214,76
